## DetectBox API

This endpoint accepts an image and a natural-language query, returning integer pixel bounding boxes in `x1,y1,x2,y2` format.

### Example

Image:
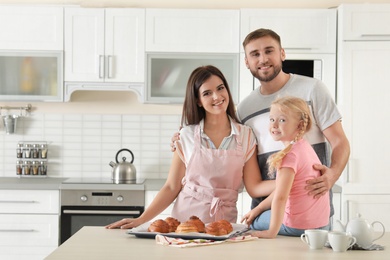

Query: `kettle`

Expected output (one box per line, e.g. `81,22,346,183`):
109,148,137,184
335,213,385,248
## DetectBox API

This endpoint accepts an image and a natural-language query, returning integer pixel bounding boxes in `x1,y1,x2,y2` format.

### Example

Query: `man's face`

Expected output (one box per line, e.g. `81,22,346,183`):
244,36,286,82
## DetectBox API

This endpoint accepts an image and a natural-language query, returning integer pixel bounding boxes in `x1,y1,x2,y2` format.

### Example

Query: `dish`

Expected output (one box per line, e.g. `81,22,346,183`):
127,222,250,240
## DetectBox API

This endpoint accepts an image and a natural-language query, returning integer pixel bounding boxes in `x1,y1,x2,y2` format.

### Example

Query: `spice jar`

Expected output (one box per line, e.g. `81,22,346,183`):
23,161,31,175
23,144,32,158
32,144,39,159
39,161,47,175
17,143,23,158
16,160,23,175
40,144,48,159
32,161,39,175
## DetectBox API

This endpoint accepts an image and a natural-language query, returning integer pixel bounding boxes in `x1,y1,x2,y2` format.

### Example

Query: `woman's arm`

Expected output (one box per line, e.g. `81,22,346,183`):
252,167,295,238
106,152,185,229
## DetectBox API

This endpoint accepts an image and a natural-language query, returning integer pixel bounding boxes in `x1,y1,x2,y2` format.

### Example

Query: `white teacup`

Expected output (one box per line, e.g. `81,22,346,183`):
300,229,329,250
328,231,357,252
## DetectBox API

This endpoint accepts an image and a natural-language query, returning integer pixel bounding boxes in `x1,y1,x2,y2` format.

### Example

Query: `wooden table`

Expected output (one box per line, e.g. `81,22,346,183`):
46,227,389,260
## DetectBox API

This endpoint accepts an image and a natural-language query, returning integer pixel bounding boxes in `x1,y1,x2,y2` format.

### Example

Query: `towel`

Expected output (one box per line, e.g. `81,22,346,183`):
325,242,385,251
155,234,258,248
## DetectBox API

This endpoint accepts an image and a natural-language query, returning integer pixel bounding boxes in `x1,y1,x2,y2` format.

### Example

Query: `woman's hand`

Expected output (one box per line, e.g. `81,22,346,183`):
105,217,144,229
241,207,263,227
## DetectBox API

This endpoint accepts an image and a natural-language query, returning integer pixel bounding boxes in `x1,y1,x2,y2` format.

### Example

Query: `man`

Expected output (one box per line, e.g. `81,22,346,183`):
237,28,350,218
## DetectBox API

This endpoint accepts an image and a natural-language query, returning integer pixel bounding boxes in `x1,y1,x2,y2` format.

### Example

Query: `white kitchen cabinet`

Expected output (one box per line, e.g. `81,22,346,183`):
0,5,63,51
64,7,145,101
337,4,390,224
339,4,390,41
145,8,239,53
240,8,337,54
0,190,60,260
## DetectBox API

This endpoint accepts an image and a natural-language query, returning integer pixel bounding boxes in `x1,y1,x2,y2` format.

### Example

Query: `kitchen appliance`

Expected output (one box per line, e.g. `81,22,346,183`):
146,53,239,103
109,148,137,184
60,178,145,244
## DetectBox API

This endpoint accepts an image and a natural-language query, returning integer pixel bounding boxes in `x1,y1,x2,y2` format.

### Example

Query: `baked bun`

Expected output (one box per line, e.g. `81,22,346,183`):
217,219,233,234
188,215,206,233
148,219,170,233
205,220,233,236
165,217,180,232
175,221,198,233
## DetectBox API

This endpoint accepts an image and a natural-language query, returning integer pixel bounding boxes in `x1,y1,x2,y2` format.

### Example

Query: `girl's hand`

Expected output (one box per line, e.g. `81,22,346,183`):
251,230,277,239
105,217,144,229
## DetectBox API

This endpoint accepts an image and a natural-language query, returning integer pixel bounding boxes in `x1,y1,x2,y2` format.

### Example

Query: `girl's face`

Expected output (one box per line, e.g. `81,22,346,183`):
269,104,302,146
197,75,229,117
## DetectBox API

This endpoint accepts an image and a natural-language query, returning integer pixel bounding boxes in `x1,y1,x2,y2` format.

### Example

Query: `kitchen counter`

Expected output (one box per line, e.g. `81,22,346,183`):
45,226,388,260
0,177,67,190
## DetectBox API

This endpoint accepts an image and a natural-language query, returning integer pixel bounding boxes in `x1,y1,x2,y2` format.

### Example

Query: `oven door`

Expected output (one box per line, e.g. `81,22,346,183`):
60,205,143,244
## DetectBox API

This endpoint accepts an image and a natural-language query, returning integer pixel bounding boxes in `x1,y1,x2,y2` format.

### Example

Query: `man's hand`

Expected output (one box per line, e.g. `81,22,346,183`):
170,131,180,152
305,164,338,199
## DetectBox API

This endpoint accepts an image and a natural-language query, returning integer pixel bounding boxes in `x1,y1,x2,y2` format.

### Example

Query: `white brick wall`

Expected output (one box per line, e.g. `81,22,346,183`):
0,113,181,179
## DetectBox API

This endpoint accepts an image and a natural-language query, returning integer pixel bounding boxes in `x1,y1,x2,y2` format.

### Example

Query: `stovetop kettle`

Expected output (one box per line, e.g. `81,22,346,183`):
109,148,137,184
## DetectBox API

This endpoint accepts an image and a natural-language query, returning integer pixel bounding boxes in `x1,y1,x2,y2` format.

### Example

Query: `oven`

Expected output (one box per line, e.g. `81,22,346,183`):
60,178,145,244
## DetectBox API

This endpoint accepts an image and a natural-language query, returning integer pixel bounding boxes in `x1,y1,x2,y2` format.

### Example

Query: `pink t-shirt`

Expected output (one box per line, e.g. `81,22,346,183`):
279,138,330,229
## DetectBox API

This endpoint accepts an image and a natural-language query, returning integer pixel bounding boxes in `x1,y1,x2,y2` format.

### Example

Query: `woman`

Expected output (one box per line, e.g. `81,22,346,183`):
106,65,273,229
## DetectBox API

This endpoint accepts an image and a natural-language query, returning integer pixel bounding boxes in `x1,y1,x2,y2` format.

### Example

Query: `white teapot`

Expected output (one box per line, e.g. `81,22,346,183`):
336,213,385,248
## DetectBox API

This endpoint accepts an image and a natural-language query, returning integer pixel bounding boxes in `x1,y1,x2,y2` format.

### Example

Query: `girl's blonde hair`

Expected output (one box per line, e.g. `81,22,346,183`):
267,96,313,176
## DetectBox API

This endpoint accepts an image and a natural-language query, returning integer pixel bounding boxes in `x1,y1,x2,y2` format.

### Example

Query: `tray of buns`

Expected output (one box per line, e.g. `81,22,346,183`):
127,216,250,241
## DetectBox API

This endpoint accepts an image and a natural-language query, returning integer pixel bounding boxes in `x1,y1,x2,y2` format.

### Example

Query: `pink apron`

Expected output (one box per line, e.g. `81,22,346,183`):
171,124,245,223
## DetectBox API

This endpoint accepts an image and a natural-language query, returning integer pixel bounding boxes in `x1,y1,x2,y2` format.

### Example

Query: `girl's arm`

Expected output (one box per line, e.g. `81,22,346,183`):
243,151,275,198
252,167,295,238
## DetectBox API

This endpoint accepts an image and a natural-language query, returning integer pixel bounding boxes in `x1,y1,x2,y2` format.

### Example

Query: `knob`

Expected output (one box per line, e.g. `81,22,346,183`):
117,195,124,202
80,195,88,202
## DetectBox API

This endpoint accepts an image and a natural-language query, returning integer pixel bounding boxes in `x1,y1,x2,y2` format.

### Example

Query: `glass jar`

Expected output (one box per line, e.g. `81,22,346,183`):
16,160,23,175
40,144,48,159
23,161,31,175
23,144,32,158
32,161,39,175
32,144,39,159
39,161,47,175
16,143,23,158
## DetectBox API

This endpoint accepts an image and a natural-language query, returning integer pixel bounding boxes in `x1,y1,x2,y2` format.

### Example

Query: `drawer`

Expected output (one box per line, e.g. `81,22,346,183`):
0,190,59,214
339,4,390,41
0,214,59,246
0,246,56,260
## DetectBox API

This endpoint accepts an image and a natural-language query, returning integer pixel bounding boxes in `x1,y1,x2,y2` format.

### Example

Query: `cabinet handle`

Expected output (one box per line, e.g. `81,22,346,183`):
284,48,314,51
107,55,113,78
361,34,390,37
63,209,141,215
0,229,35,232
0,200,36,203
99,55,105,78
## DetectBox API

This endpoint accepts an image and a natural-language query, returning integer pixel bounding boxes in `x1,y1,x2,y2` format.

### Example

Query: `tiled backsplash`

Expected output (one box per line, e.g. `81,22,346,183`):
0,113,181,179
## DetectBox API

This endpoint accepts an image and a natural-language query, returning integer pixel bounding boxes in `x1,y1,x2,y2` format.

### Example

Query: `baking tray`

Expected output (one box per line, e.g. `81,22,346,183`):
127,222,250,241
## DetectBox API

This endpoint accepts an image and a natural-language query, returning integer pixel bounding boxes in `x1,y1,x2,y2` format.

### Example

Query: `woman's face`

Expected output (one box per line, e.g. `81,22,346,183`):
197,75,229,117
269,104,301,146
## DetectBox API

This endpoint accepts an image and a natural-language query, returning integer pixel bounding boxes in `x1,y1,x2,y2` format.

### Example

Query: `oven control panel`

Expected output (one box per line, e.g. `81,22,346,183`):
61,190,145,207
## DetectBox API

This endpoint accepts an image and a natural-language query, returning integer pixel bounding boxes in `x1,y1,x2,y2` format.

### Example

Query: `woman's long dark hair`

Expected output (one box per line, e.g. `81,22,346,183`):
181,65,239,126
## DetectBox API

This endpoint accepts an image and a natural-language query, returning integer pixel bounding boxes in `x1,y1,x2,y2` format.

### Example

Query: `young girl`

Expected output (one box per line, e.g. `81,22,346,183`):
106,65,273,229
241,96,330,238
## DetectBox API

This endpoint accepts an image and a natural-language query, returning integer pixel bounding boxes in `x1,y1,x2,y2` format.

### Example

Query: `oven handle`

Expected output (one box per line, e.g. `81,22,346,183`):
63,210,141,215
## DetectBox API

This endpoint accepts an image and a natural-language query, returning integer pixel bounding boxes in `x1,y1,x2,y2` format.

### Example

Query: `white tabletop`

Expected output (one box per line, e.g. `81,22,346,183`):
46,226,389,260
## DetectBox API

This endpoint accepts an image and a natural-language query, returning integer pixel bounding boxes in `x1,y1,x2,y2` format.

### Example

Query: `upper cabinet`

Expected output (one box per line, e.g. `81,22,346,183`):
64,7,145,101
0,5,63,51
240,8,337,54
338,4,390,41
64,7,145,83
145,9,239,53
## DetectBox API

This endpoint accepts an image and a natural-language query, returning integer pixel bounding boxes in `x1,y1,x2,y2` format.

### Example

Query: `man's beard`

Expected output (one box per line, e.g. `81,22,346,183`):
250,63,282,82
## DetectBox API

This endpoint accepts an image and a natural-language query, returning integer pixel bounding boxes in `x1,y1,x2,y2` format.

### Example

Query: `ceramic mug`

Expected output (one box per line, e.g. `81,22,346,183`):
328,231,357,252
300,229,329,249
